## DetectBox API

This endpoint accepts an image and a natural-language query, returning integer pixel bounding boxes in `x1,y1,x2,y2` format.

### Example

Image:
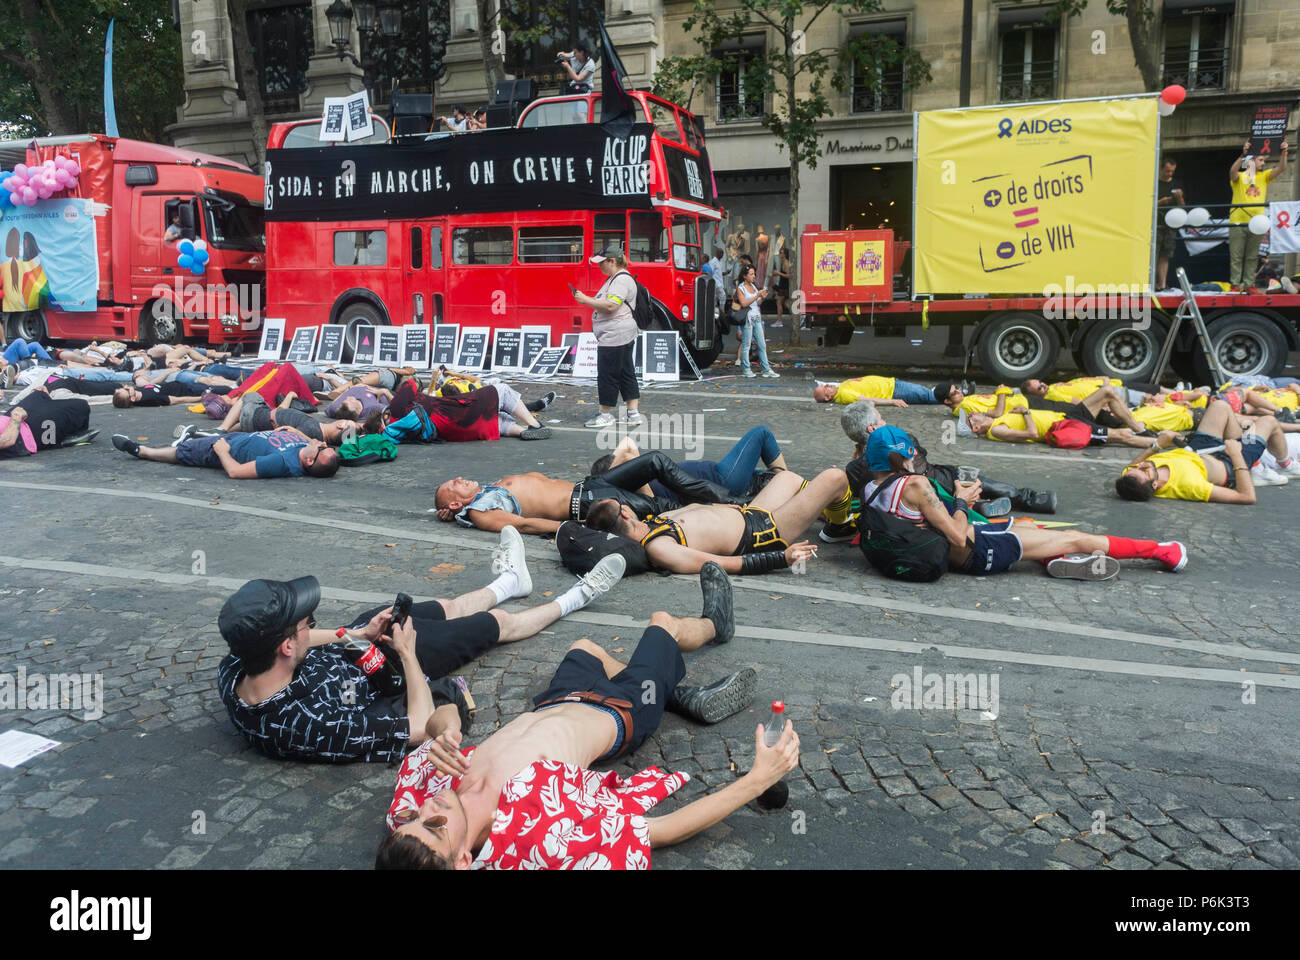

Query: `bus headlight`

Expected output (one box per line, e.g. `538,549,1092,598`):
681,305,690,320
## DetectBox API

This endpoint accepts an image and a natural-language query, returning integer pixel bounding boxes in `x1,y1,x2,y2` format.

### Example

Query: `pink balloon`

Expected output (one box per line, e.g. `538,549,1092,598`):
22,188,37,205
7,193,19,207
14,163,28,177
53,155,67,169
1,178,12,193
37,184,53,199
57,170,73,187
66,161,80,178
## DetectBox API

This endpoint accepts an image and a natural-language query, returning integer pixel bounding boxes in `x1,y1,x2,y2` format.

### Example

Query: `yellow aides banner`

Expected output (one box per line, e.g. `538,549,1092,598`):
914,98,1158,295
852,240,886,287
812,241,846,287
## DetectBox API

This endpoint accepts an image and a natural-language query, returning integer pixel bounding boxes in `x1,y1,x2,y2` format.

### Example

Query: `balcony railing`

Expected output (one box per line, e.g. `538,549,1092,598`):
1161,47,1229,91
852,73,905,113
716,89,764,123
998,63,1058,103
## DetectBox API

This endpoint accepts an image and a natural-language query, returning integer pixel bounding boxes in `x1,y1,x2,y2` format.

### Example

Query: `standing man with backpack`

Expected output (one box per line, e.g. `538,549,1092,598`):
575,242,643,429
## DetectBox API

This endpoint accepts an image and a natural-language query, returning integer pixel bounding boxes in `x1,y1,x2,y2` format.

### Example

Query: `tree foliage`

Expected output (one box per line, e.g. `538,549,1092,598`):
0,0,184,140
1028,0,1161,91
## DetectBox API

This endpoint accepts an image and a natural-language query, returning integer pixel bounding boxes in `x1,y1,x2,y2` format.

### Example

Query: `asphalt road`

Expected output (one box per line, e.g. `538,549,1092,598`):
1,358,1297,871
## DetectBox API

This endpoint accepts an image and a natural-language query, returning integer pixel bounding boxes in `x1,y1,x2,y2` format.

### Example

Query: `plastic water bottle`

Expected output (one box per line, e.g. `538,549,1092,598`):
764,700,786,746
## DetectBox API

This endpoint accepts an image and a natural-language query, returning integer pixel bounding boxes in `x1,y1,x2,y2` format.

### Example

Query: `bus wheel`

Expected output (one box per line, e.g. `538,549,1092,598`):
1194,312,1288,385
143,300,179,345
5,309,47,343
975,312,1061,383
340,302,385,363
1080,317,1169,383
683,337,722,371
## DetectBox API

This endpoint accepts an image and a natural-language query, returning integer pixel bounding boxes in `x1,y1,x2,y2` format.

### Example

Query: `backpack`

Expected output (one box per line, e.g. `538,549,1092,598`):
338,433,398,466
555,520,651,577
856,474,950,582
1045,418,1092,449
383,406,438,444
614,270,656,330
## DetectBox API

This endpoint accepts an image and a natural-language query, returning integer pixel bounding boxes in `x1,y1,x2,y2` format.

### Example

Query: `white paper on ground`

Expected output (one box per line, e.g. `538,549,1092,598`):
0,729,60,768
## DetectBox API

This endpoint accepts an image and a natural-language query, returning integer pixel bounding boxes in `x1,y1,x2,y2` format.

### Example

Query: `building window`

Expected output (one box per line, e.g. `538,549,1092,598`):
849,20,907,114
997,7,1059,103
246,1,313,113
715,36,765,123
452,226,513,265
502,0,605,91
334,230,387,267
1161,1,1232,92
518,226,584,263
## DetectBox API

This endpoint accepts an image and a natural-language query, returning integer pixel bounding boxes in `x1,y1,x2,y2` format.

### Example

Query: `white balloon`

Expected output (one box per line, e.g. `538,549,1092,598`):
1157,100,1176,117
1164,207,1188,229
1248,214,1270,236
1186,207,1210,227
193,238,207,250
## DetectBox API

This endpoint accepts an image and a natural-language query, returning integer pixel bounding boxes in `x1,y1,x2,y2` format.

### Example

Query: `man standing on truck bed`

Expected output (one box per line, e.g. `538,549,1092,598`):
1228,138,1288,292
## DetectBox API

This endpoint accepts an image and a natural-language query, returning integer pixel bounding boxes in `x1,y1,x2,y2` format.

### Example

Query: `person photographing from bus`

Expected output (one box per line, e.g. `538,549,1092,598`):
441,105,469,133
735,264,777,378
575,242,642,429
557,41,595,94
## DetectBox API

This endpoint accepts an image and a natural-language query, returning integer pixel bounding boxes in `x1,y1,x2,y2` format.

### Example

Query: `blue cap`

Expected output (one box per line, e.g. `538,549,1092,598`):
865,425,917,471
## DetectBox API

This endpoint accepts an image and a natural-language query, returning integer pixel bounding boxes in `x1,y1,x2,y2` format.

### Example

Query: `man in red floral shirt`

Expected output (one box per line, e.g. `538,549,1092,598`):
376,564,800,869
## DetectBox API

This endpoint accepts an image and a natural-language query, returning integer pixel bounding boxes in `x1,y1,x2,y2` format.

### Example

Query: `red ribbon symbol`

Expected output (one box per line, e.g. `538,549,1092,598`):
1277,210,1292,230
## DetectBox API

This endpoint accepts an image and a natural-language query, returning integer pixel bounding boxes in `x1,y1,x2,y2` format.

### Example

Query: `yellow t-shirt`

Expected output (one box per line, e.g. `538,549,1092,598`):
1229,167,1274,223
834,376,896,404
1043,377,1122,404
1129,448,1214,501
956,393,1029,416
988,409,1064,442
1251,386,1298,410
1131,403,1193,432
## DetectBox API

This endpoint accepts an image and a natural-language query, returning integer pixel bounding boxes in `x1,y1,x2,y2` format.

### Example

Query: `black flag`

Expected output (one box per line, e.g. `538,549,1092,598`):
598,20,637,136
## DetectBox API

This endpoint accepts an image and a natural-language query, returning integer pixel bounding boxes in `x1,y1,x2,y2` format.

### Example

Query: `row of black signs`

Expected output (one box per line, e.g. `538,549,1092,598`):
260,319,681,380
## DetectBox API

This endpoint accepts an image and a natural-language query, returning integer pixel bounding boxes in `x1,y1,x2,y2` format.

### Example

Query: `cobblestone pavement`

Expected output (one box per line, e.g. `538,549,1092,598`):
1,366,1297,870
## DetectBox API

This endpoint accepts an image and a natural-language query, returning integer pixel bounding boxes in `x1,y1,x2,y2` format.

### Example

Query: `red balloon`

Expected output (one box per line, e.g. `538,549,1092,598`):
1161,84,1186,106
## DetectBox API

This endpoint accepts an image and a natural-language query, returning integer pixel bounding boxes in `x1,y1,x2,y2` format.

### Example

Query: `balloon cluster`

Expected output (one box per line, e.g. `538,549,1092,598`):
1,156,81,207
1157,85,1185,118
177,238,210,276
1164,206,1211,229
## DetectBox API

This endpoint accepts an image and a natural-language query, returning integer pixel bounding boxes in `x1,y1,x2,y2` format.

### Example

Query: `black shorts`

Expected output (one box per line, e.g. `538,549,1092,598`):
1062,401,1122,430
1187,431,1265,488
350,600,499,680
960,523,1023,575
737,507,788,554
1156,224,1175,260
532,625,685,757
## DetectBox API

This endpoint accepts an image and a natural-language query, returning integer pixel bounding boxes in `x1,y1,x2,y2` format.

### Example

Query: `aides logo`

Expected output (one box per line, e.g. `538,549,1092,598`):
996,117,1072,139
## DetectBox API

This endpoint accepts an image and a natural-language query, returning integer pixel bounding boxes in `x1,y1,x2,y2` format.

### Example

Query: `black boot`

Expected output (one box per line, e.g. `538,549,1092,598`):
667,668,757,724
979,478,1057,515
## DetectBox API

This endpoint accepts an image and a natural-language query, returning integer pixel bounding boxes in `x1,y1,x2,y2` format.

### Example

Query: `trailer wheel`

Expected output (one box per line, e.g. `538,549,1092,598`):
1193,312,1288,385
5,310,46,343
975,312,1061,383
339,302,385,363
143,300,179,345
1080,317,1169,383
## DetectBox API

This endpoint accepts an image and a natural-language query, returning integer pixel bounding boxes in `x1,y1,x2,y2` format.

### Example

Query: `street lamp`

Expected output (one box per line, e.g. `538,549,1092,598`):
325,0,353,53
378,1,403,39
353,0,379,34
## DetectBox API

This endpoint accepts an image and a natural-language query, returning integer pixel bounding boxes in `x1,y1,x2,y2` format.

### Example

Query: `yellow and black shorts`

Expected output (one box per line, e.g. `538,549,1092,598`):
736,507,788,555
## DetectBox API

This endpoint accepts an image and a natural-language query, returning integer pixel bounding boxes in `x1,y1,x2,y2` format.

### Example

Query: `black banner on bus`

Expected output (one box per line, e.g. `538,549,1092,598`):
661,143,715,208
264,124,659,221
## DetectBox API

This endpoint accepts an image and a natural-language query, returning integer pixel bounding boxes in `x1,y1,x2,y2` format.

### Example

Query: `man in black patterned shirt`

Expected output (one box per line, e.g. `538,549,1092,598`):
215,528,626,762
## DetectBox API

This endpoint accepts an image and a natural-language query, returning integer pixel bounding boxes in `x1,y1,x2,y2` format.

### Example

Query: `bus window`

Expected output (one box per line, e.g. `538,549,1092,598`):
649,101,683,144
452,226,513,265
683,113,705,151
628,211,668,263
518,225,583,263
282,117,391,147
593,213,625,257
520,99,589,129
334,229,387,266
672,214,700,272
410,226,423,269
429,226,443,267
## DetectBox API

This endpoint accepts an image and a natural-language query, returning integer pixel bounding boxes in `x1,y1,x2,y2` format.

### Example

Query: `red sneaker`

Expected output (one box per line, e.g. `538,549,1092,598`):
1154,541,1188,572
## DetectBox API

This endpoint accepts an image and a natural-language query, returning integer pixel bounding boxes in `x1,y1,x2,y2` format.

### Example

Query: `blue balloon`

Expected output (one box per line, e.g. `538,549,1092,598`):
191,262,206,276
193,248,209,265
178,239,194,255
177,254,193,269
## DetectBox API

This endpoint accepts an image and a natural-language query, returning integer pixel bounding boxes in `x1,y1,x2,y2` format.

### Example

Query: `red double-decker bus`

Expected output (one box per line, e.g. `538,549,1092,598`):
263,91,724,368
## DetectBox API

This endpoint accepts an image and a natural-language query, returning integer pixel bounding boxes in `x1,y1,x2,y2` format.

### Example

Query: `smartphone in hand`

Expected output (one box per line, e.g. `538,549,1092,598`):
392,592,413,628
568,283,578,297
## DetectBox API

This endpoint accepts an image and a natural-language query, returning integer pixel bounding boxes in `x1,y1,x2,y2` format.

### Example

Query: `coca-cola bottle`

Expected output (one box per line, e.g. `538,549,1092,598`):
757,700,789,810
336,627,405,698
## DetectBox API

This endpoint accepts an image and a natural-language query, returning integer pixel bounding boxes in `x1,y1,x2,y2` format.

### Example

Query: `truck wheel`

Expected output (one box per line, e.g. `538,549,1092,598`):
143,300,180,345
1080,317,1169,383
339,302,385,363
975,312,1061,383
1193,312,1287,385
5,310,47,343
683,338,722,371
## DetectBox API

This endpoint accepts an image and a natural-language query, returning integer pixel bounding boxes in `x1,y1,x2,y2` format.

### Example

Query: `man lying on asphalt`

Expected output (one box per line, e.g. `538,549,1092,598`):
812,374,941,406
0,385,97,456
112,428,340,479
1019,377,1155,433
215,529,627,763
590,428,789,498
435,450,744,534
583,467,850,575
386,380,552,441
1115,398,1300,503
833,400,1057,538
860,426,1187,580
202,390,354,445
967,407,1150,447
374,564,790,870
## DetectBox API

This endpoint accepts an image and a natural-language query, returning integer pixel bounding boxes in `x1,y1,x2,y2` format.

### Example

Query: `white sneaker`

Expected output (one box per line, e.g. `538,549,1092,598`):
743,368,756,378
585,412,616,428
575,554,626,606
623,409,643,426
1046,554,1120,581
761,369,780,378
1277,458,1300,477
1250,465,1288,486
491,525,532,598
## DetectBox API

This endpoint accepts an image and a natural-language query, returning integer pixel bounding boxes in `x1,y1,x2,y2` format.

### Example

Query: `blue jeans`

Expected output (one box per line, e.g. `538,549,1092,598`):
64,368,133,382
200,363,245,381
3,340,51,365
893,378,941,404
740,315,771,373
166,369,208,386
713,426,781,493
